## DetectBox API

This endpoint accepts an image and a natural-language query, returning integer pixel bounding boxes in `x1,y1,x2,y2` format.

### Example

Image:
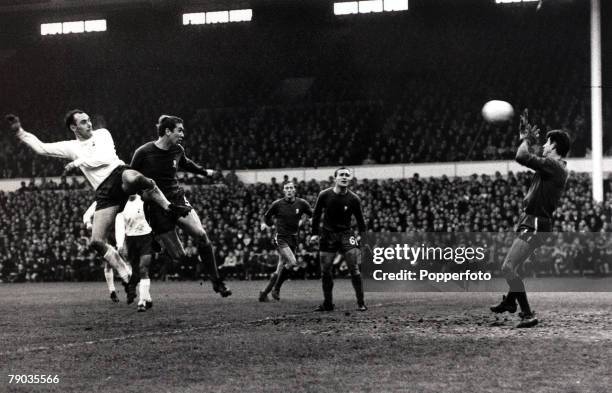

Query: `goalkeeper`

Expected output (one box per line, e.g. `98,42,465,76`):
489,109,570,328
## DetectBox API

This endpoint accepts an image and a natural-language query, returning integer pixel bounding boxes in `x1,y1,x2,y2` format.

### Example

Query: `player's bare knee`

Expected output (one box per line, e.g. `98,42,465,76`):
123,171,155,194
139,265,150,278
89,239,107,255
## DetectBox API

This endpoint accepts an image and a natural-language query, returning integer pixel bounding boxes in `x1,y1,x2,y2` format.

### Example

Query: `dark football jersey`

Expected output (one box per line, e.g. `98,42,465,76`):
131,142,205,193
311,187,366,235
264,197,313,236
517,153,568,219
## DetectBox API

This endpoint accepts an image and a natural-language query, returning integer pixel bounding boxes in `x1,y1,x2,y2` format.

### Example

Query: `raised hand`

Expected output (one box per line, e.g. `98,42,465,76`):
5,114,22,134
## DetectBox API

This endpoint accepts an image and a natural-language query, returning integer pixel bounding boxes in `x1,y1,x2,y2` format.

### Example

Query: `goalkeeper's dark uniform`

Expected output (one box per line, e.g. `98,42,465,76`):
499,138,568,318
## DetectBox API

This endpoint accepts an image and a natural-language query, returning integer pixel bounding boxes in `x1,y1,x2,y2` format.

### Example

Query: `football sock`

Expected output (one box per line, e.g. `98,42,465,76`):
507,277,525,304
198,243,221,282
263,273,278,295
351,274,365,305
515,292,532,315
274,267,290,291
322,272,334,306
139,278,151,301
103,245,130,283
104,266,115,293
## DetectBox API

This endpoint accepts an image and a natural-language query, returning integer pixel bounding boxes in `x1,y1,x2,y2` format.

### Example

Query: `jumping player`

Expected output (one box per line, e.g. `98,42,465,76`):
490,109,570,328
310,167,367,312
83,201,119,302
7,111,190,301
130,115,231,297
259,181,312,302
115,195,155,312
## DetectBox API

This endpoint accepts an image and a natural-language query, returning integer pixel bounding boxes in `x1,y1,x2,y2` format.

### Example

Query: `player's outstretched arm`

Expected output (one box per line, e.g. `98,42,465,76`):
179,153,216,176
515,109,557,174
6,114,76,160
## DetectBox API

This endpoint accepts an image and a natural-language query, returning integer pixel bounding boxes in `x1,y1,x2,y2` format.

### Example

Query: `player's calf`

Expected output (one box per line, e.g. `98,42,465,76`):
197,241,232,297
93,241,131,284
259,272,277,301
258,291,270,302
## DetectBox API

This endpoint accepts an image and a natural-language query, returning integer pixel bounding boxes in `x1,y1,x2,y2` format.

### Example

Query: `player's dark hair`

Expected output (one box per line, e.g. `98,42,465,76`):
546,130,570,158
334,167,351,177
64,109,85,130
157,115,183,137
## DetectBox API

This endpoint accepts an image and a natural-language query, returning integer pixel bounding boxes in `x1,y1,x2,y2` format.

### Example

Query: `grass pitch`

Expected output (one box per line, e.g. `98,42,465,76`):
1,280,611,393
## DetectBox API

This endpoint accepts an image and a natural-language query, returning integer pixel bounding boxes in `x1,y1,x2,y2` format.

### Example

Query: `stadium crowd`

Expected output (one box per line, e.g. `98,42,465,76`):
1,3,607,178
1,171,611,283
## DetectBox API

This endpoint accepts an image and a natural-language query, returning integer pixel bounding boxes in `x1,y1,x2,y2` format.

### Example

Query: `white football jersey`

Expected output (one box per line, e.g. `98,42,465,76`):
17,128,125,190
120,196,152,237
83,197,151,249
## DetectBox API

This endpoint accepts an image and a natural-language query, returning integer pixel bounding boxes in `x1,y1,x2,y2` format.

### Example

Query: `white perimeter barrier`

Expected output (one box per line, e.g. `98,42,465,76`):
0,157,610,192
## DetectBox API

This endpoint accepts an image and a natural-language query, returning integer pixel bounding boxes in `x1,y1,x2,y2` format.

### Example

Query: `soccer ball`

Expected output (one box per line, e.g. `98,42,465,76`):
481,100,514,124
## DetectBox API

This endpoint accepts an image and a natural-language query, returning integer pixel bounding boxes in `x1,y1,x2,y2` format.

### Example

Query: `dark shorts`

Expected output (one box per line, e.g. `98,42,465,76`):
319,229,359,254
274,234,298,253
95,165,131,211
516,214,552,246
144,188,189,234
125,233,154,262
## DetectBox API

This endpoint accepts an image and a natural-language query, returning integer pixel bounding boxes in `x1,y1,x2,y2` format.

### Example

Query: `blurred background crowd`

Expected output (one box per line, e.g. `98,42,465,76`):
1,171,611,283
0,3,609,177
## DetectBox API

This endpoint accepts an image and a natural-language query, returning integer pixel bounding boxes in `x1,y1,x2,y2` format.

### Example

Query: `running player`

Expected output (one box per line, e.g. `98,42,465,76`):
130,115,231,297
6,111,190,301
310,167,367,312
259,181,312,302
490,109,570,328
115,195,155,312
